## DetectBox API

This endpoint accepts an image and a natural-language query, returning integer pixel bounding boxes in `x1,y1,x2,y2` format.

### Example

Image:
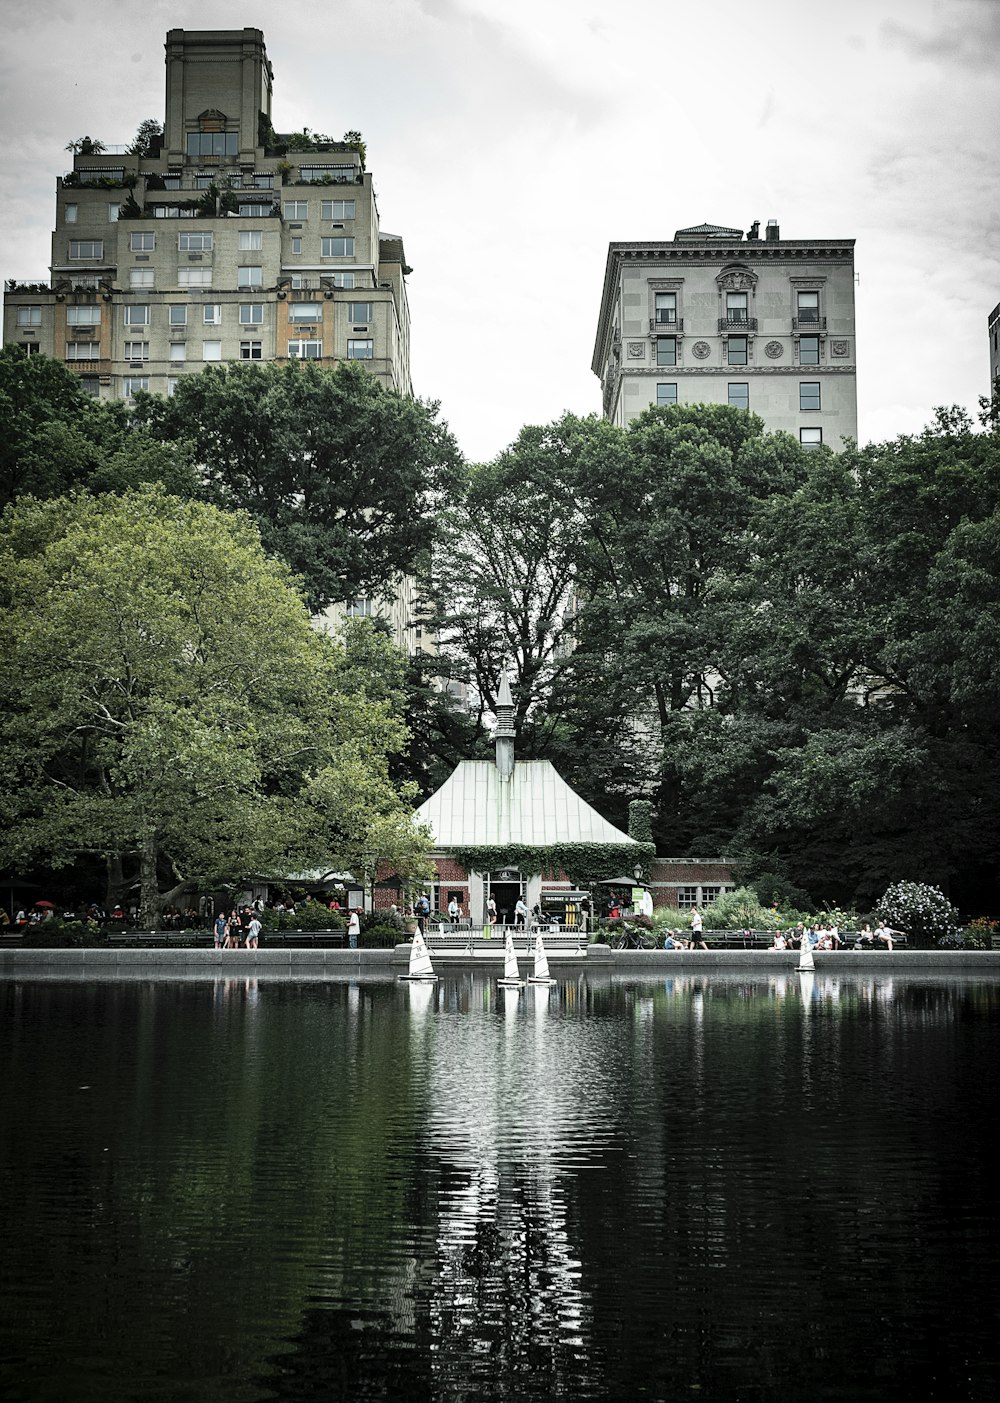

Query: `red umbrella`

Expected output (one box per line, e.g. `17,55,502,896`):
34,900,55,909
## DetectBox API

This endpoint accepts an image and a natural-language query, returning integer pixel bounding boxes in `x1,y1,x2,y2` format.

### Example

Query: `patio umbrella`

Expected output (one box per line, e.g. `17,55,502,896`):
34,900,55,909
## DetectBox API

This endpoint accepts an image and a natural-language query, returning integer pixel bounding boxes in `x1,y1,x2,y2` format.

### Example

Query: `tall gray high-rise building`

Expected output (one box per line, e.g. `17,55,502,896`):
593,220,858,450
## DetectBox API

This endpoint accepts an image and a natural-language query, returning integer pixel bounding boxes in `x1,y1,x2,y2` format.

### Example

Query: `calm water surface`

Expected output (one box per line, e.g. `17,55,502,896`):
1,970,998,1402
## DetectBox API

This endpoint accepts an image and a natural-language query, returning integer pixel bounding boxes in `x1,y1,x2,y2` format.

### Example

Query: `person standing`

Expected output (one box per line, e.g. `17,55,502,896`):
246,913,261,949
448,895,460,924
514,896,528,929
213,910,228,950
689,905,707,950
348,908,361,949
487,895,498,929
415,893,430,934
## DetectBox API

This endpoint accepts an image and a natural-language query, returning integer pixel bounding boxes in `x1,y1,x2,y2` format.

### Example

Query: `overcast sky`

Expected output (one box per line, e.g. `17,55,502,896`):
2,0,998,462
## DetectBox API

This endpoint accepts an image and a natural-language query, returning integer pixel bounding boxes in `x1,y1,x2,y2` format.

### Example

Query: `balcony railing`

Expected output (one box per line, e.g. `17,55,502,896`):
650,315,684,331
5,279,54,293
718,315,758,332
793,315,827,330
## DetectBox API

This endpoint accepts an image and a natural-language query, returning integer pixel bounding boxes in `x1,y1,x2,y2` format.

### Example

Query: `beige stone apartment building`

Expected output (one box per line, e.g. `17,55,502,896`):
3,28,411,402
593,220,858,450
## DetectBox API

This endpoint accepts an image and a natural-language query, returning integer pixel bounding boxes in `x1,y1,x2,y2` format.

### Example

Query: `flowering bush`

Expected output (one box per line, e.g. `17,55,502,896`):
874,882,960,944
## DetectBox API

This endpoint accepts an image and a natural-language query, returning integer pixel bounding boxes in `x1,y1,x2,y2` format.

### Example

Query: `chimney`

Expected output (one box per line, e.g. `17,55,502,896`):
494,670,515,780
766,219,780,242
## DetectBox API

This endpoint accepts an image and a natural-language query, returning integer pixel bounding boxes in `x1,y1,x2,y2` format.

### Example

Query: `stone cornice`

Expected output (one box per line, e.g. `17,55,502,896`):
622,365,856,376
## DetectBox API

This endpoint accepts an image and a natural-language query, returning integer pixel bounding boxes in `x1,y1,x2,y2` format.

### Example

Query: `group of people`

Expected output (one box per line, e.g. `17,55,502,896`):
772,921,898,951
213,906,262,950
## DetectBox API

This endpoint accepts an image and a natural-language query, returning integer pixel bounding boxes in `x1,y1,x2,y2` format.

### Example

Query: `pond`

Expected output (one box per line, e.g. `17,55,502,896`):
1,970,998,1402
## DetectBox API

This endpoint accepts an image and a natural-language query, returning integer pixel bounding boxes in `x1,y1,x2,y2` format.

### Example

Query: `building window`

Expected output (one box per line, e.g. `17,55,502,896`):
169,343,186,362
288,339,322,359
80,376,100,396
66,306,100,326
321,237,354,258
238,266,263,288
203,305,222,325
346,598,372,617
129,269,155,289
329,272,355,289
347,302,373,323
284,201,309,219
656,383,677,406
178,268,213,288
701,886,722,905
166,377,180,396
185,131,238,157
726,291,749,323
107,205,120,223
291,238,302,255
290,275,305,289
288,302,320,322
65,204,78,224
240,341,263,359
169,305,187,327
16,306,42,326
163,177,181,191
130,232,155,253
239,203,268,217
654,292,677,326
727,335,748,365
676,886,699,909
797,290,820,324
800,427,823,450
123,305,150,326
321,200,356,219
253,174,274,189
800,381,821,411
799,336,820,365
728,383,749,410
202,341,222,361
122,377,149,398
69,240,104,260
124,341,150,360
239,230,263,251
347,339,373,359
65,342,101,360
178,232,214,252
655,337,677,367
239,304,264,325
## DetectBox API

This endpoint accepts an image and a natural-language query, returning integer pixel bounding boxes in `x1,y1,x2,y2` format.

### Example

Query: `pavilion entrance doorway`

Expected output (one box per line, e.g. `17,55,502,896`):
487,869,523,926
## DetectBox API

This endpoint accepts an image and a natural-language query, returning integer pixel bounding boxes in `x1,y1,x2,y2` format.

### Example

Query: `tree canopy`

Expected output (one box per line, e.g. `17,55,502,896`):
136,359,463,612
0,487,429,924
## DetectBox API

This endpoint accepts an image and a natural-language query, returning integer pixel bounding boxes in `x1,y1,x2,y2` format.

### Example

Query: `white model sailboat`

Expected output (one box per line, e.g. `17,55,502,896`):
527,930,556,986
797,936,815,972
498,930,524,988
399,928,439,982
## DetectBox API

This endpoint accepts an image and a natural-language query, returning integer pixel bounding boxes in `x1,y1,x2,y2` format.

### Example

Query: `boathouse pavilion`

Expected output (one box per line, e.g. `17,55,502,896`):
405,675,647,927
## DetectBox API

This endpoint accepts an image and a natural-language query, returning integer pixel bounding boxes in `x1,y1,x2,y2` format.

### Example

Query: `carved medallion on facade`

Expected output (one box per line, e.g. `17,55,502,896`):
627,341,645,359
692,341,711,359
831,340,849,357
716,265,758,291
765,340,783,359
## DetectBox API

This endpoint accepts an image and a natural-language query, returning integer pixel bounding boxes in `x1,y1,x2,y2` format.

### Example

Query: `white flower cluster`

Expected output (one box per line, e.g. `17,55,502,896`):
875,881,959,939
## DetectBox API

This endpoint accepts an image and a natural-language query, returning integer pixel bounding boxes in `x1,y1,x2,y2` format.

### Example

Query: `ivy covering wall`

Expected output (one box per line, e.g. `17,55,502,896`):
452,842,655,893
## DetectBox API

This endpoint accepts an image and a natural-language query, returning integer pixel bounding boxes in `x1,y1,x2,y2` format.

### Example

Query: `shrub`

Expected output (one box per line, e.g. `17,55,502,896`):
704,886,778,931
874,882,960,944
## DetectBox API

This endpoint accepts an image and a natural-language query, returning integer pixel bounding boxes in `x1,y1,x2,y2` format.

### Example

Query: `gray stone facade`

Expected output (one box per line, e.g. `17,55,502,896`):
593,220,858,451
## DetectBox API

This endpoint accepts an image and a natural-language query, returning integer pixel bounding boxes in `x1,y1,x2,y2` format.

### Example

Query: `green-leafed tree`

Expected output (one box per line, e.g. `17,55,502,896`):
0,487,429,925
0,347,196,507
135,359,463,612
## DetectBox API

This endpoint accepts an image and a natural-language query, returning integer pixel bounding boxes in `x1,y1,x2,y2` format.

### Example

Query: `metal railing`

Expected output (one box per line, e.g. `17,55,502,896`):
718,315,758,332
650,315,684,331
793,315,827,330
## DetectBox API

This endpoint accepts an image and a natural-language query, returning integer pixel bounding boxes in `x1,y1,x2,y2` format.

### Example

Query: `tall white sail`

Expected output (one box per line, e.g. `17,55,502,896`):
402,929,438,981
529,931,556,985
499,930,523,986
797,938,815,972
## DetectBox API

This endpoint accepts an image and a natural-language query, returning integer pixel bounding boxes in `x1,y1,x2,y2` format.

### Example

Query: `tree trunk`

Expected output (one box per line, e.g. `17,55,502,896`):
139,832,162,930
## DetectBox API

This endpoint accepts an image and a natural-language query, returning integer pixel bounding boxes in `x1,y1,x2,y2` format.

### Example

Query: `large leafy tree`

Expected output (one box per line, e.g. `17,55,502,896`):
0,487,428,925
137,359,463,612
0,347,196,507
